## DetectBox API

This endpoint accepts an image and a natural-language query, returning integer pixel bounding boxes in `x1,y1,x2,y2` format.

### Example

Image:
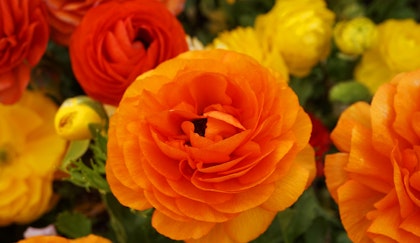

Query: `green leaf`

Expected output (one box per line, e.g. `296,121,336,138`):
66,158,110,193
55,211,92,238
329,81,371,104
102,193,179,243
60,139,90,171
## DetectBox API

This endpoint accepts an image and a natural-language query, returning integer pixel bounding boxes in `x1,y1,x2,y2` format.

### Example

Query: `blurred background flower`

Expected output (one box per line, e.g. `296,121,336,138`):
0,0,49,104
0,91,67,226
208,26,289,81
333,16,377,56
255,0,335,77
69,0,189,106
355,19,420,93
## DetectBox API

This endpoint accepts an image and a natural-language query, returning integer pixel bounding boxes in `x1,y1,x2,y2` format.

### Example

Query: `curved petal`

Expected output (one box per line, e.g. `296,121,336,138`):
152,210,216,241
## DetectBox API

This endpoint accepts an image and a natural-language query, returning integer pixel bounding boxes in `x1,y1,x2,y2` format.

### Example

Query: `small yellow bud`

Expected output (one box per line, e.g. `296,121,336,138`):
334,17,377,56
54,96,107,140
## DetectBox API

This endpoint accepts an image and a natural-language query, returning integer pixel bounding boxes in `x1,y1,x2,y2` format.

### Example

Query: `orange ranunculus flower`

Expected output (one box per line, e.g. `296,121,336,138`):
106,49,316,242
325,69,420,242
0,0,49,105
18,234,111,243
0,91,67,226
69,0,188,106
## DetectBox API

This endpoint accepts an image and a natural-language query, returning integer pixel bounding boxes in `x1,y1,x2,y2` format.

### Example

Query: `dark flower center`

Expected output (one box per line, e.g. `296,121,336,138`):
134,28,153,49
192,118,207,137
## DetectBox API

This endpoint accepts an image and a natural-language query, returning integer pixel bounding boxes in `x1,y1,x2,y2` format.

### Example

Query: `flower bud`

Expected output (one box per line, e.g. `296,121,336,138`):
329,80,371,104
54,96,107,141
334,17,377,56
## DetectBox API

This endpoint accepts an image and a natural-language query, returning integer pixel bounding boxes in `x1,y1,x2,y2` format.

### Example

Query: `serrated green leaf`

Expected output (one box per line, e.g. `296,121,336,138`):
66,158,110,193
55,211,92,238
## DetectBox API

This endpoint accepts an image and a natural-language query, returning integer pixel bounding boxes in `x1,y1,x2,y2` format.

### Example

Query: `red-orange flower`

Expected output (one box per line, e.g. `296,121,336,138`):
69,0,188,106
106,49,315,242
309,114,331,177
0,0,49,105
325,69,420,242
43,0,185,46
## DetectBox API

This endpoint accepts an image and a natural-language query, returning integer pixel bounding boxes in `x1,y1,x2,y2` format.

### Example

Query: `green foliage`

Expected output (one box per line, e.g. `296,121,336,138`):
55,211,92,238
64,125,109,193
103,193,179,243
252,187,345,243
329,81,371,104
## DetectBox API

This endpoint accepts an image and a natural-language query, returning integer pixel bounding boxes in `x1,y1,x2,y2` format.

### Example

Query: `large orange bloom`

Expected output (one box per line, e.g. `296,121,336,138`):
0,0,49,104
69,0,188,106
325,69,420,242
106,49,315,242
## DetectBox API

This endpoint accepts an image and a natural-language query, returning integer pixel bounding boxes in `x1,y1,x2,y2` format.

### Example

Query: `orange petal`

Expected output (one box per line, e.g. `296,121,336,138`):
106,162,152,210
367,205,420,242
336,180,383,243
175,197,234,222
370,82,401,155
211,183,275,214
347,125,393,192
393,73,420,144
261,148,312,211
325,153,350,202
331,102,371,152
152,210,216,241
185,224,236,243
224,206,277,242
167,177,233,204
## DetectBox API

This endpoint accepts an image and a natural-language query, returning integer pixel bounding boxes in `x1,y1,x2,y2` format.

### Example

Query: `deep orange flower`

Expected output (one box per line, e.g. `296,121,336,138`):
18,234,111,243
106,49,315,242
0,0,49,105
325,69,420,242
69,0,188,106
43,0,185,46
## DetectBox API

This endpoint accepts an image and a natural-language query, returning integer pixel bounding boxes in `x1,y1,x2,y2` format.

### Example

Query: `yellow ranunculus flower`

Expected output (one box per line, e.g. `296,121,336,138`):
54,96,108,141
208,26,289,81
255,0,335,77
355,19,420,93
0,91,67,226
334,17,377,56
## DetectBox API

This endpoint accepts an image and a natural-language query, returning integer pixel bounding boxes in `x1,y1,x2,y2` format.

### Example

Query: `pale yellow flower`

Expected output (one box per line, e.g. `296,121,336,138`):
208,26,289,81
334,17,377,56
54,96,107,141
0,91,67,226
355,19,420,93
255,0,335,77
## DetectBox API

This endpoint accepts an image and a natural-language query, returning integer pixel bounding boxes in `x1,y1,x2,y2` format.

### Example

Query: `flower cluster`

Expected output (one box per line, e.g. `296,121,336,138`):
3,0,420,242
